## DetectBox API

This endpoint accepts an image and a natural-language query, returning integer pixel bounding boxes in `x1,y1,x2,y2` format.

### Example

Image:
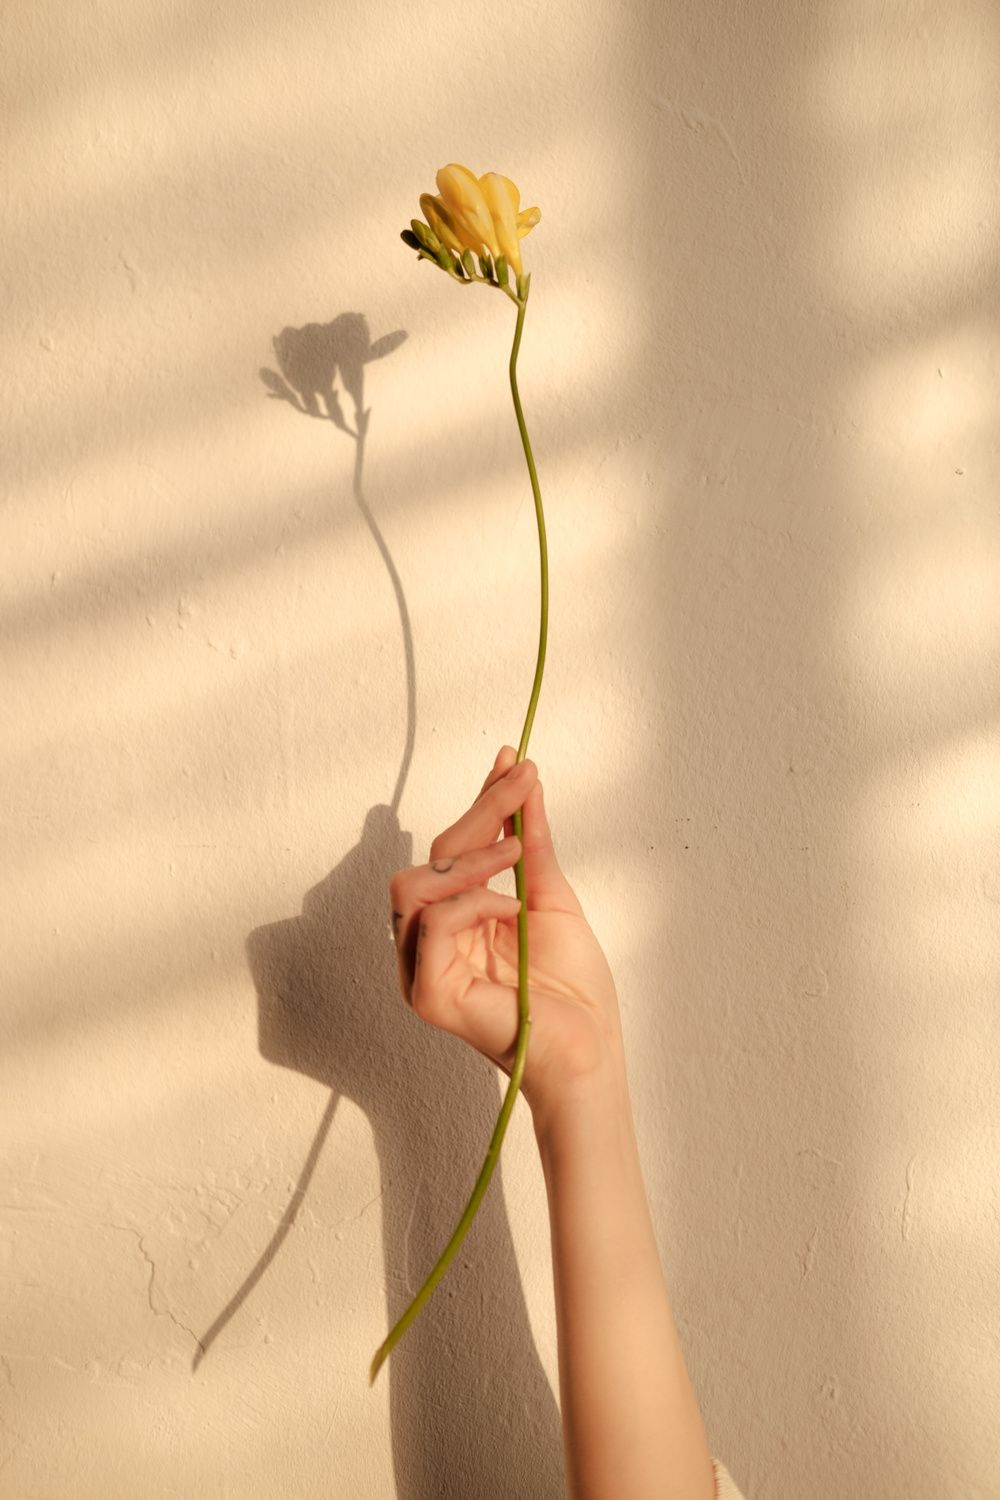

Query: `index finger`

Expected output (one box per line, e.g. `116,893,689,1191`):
475,744,518,801
430,757,538,861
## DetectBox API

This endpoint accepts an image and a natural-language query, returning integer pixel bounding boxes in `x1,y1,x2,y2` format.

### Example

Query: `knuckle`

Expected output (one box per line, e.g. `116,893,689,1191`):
420,904,443,935
409,982,439,1026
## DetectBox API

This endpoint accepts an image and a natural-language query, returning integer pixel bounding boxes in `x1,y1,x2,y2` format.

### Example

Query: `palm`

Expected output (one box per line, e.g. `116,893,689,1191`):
480,906,619,1099
392,753,623,1116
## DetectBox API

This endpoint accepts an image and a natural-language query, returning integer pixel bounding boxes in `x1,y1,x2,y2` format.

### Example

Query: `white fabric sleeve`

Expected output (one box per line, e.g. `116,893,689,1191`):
713,1459,746,1499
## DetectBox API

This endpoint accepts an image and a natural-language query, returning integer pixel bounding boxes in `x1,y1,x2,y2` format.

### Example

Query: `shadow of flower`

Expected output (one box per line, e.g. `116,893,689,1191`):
195,311,565,1496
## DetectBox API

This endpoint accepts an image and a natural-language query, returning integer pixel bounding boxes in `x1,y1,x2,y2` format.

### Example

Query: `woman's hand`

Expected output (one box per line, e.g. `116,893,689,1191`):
390,747,716,1498
389,746,623,1117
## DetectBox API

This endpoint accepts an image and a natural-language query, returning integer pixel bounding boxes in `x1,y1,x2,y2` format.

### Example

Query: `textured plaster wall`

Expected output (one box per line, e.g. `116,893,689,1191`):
2,0,999,1496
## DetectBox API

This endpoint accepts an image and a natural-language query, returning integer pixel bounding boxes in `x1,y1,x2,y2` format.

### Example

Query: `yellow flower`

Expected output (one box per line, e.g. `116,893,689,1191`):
435,163,541,276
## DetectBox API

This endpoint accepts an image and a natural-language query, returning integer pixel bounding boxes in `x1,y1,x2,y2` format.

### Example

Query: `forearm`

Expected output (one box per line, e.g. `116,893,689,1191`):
389,753,718,1492
532,1050,716,1500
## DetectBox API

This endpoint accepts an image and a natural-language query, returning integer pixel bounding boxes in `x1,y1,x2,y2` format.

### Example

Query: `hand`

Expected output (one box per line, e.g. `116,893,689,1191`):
390,751,717,1500
390,747,624,1116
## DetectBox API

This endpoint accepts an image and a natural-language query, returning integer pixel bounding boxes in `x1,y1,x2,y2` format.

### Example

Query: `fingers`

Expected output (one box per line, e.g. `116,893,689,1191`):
388,748,585,1019
410,886,521,1024
390,834,522,1000
476,744,518,801
519,777,585,915
429,756,537,862
390,834,521,923
472,753,581,915
476,744,520,840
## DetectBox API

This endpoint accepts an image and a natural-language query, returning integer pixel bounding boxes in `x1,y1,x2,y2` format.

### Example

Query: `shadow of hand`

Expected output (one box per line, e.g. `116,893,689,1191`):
246,804,565,1498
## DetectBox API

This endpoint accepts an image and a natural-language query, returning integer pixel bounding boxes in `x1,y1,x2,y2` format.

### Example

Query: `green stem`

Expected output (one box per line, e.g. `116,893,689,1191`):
369,276,548,1385
508,278,548,763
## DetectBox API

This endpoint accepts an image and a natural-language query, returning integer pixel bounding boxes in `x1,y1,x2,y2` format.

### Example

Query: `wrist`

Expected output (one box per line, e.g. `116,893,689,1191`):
527,1039,638,1176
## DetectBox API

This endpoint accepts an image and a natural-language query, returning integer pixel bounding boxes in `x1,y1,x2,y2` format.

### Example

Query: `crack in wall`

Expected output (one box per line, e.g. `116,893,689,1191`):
112,1225,204,1359
647,93,748,183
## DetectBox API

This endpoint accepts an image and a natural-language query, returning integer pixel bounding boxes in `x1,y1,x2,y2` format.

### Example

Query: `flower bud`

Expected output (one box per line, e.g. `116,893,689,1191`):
410,219,441,254
420,194,465,256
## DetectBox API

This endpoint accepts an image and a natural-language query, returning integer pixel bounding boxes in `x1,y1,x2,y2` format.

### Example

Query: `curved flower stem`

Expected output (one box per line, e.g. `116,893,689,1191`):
369,277,548,1385
509,276,548,765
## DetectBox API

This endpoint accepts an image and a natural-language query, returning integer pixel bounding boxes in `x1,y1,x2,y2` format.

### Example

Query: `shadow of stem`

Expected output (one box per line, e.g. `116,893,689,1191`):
194,312,565,1497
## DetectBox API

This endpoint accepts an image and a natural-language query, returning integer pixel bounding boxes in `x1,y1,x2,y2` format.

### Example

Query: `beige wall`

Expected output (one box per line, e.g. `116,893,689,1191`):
3,0,998,1495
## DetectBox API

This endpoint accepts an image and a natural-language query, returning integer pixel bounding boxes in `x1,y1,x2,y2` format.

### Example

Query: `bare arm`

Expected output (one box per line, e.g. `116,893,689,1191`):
389,748,716,1500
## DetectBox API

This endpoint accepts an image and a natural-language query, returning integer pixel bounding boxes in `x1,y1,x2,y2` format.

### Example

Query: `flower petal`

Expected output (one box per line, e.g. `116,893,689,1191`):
479,172,522,275
436,163,499,258
516,206,541,239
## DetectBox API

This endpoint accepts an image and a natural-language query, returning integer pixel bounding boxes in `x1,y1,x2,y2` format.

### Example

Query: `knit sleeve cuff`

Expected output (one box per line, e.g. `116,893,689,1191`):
713,1459,746,1499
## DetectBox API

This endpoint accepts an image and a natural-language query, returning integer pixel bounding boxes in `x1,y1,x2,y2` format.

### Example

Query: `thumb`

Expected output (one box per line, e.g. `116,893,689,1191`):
520,778,584,915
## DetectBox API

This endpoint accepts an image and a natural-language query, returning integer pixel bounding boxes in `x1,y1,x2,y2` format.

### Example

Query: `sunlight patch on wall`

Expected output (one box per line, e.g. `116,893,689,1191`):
904,726,1000,851
843,323,998,461
799,3,1000,316
807,0,999,131
831,156,996,312
841,525,1000,690
799,8,1000,1475
380,260,639,468
2,965,257,1142
2,576,405,792
3,0,610,253
856,724,1000,877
